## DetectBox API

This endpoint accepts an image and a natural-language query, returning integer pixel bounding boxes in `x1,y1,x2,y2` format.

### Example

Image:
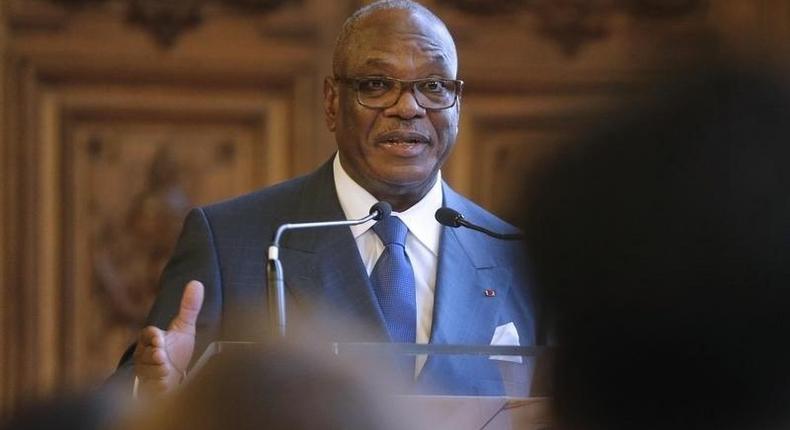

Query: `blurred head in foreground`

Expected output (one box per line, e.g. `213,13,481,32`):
523,64,790,430
121,307,418,430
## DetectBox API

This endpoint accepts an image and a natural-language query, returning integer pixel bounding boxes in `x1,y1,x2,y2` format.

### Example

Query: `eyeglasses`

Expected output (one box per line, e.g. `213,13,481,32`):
334,76,463,110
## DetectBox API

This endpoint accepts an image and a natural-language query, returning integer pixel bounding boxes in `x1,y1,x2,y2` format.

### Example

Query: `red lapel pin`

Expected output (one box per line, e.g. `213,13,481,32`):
483,289,496,297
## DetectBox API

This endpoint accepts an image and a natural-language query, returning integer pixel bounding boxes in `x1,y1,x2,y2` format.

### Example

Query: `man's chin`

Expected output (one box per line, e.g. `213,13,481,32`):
377,171,438,194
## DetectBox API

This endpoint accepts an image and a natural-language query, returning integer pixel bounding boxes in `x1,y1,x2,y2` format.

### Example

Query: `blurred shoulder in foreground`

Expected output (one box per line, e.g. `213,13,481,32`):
117,307,426,430
522,61,790,430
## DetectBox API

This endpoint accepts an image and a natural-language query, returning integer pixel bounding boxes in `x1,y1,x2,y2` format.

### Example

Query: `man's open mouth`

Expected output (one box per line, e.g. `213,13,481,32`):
376,131,431,147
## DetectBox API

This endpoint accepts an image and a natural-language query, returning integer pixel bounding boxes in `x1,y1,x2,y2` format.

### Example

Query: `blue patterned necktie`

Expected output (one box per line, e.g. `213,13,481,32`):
370,216,417,345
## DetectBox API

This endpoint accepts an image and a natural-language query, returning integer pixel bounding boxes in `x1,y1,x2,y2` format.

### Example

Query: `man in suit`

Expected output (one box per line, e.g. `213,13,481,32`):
122,0,535,397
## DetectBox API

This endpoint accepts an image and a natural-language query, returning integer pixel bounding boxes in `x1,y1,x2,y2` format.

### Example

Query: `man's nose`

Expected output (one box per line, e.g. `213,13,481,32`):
384,86,426,119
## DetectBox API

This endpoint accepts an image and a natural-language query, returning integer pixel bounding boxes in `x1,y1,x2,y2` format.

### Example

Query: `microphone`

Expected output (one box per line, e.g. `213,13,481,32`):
266,201,392,337
435,207,524,241
269,201,391,252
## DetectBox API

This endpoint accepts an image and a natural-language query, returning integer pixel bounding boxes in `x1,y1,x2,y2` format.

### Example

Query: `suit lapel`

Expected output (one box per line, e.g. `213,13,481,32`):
428,184,513,346
418,184,514,390
280,161,388,341
253,167,514,346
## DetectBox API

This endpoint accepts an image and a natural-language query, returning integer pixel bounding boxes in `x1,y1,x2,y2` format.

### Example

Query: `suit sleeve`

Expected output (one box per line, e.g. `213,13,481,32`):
107,207,223,390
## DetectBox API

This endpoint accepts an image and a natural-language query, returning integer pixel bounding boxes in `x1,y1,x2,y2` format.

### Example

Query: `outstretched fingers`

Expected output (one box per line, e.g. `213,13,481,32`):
134,326,172,380
133,280,204,396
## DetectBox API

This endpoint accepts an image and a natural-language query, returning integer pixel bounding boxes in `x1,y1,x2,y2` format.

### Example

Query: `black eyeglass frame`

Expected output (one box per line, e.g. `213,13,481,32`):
334,76,464,110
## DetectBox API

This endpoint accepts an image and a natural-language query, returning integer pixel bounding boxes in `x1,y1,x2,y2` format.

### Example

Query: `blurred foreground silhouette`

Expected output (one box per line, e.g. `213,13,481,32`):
523,62,790,430
4,308,420,430
119,307,419,430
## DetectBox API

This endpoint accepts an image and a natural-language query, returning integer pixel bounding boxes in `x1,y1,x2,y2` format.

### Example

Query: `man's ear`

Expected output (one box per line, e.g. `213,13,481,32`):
323,76,338,132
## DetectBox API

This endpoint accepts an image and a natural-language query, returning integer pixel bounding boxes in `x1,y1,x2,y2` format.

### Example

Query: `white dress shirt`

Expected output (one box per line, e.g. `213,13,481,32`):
333,153,442,375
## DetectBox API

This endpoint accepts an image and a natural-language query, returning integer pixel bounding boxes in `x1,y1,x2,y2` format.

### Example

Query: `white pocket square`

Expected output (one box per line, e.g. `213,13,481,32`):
489,322,523,363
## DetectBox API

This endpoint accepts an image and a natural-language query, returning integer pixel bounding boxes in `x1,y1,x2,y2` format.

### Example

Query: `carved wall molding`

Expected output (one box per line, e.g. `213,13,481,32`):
437,0,707,55
0,44,317,411
44,0,300,47
126,0,203,48
445,76,645,222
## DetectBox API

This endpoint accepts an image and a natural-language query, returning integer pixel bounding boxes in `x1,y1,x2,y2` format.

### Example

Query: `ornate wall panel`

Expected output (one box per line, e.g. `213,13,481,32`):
64,116,260,387
0,21,319,410
50,84,299,390
444,82,640,225
0,2,7,419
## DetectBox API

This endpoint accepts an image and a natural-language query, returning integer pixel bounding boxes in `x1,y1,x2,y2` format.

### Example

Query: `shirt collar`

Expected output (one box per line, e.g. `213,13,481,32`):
333,152,443,256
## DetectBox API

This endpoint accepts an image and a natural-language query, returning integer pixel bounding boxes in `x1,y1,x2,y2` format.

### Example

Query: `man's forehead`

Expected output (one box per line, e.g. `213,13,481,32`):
342,10,457,74
359,54,452,72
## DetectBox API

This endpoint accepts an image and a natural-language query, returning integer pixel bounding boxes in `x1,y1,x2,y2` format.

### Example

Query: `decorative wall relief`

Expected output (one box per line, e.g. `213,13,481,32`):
127,0,203,48
67,120,259,384
437,0,706,55
530,0,613,56
46,0,299,47
91,143,193,324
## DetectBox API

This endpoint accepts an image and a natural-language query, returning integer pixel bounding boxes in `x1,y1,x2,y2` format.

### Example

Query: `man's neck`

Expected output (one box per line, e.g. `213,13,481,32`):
332,153,442,214
372,180,436,212
335,154,440,213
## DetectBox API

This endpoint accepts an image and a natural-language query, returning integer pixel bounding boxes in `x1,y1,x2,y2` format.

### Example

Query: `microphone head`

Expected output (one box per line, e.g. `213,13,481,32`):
435,207,463,228
370,201,392,221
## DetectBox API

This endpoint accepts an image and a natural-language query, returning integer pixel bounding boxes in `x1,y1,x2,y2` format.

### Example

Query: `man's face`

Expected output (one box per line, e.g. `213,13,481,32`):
324,9,460,208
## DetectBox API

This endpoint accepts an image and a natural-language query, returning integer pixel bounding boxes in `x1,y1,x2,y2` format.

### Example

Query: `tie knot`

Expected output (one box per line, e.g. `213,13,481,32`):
373,216,408,246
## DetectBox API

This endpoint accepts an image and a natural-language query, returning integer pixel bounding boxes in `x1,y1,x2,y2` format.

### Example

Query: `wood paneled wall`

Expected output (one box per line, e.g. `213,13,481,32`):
1,0,788,418
1,0,8,419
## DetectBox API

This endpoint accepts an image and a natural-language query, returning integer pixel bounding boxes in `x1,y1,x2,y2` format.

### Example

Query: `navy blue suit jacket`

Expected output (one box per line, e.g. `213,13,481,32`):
115,159,536,395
